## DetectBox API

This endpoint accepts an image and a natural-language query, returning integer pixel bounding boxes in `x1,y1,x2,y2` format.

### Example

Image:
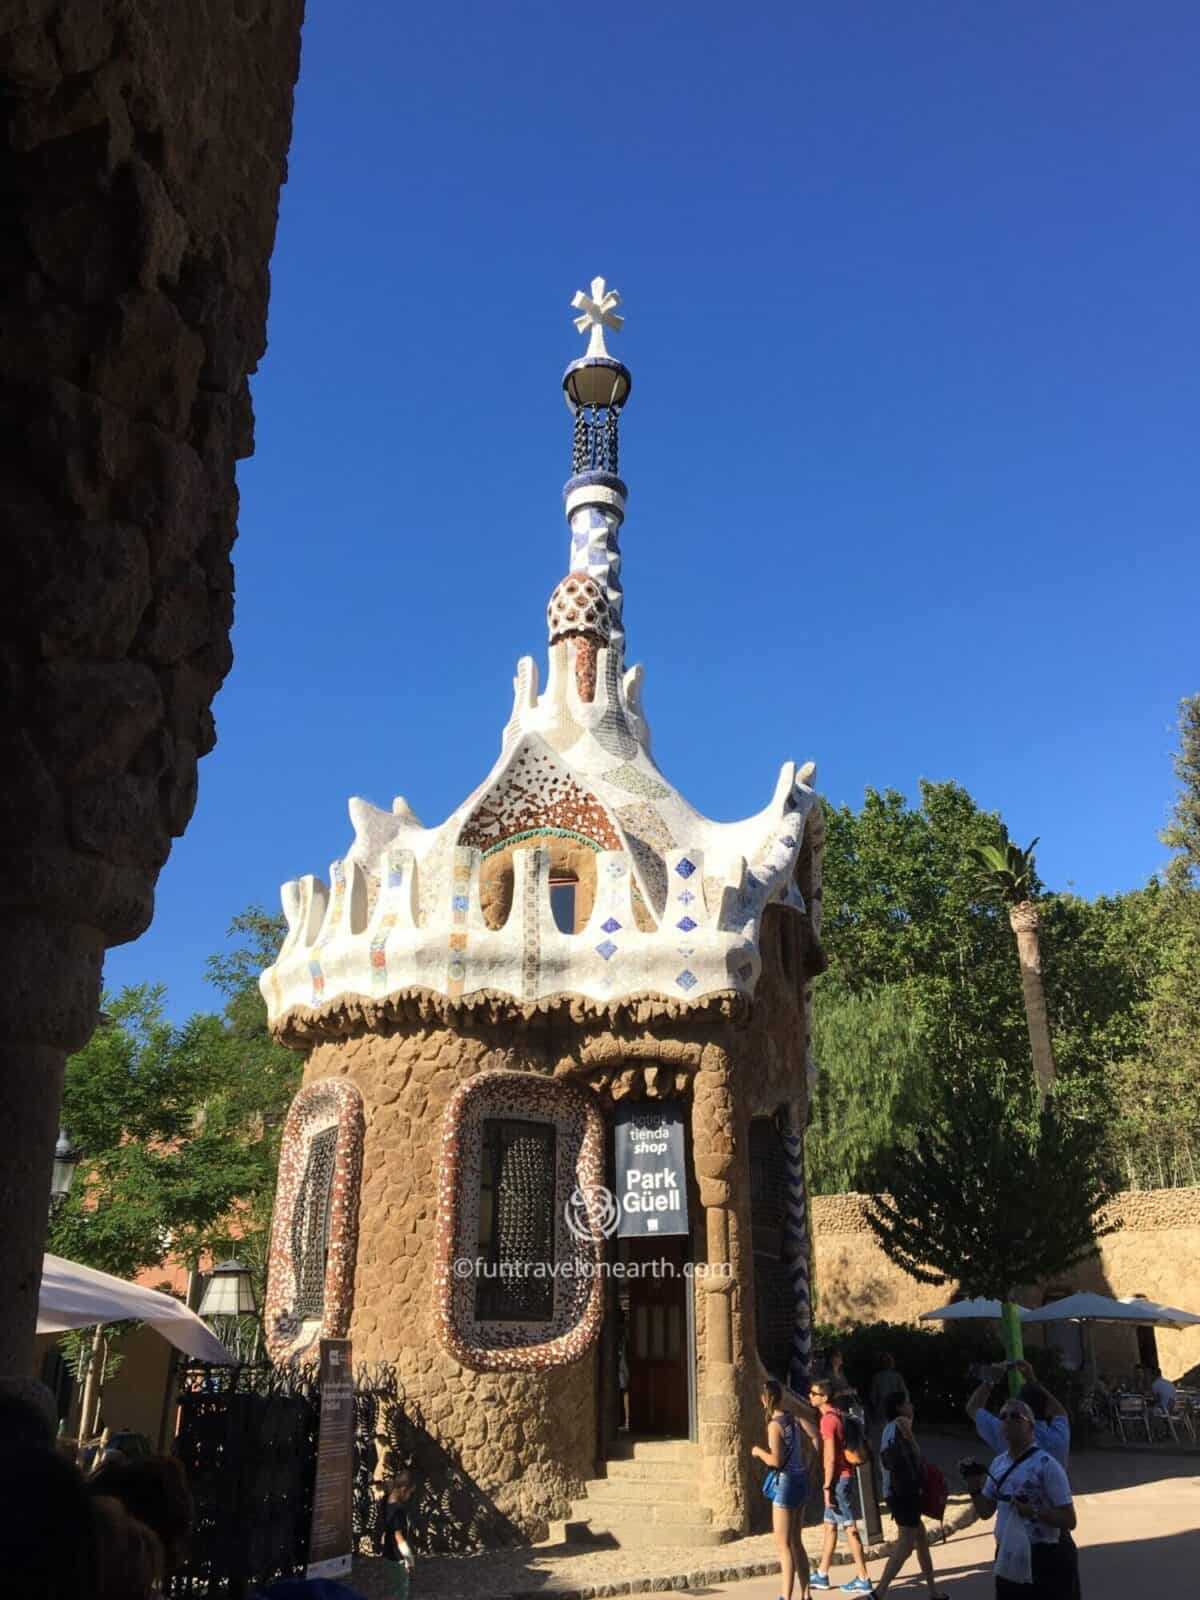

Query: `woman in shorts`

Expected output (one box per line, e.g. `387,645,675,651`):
752,1378,818,1600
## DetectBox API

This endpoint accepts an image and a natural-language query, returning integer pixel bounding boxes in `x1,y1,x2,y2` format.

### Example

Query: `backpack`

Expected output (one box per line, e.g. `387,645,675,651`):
919,1461,949,1523
842,1412,871,1466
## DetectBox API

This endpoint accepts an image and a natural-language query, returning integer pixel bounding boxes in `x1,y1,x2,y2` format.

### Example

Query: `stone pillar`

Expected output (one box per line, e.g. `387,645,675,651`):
692,1047,746,1534
780,1102,813,1389
0,0,305,1375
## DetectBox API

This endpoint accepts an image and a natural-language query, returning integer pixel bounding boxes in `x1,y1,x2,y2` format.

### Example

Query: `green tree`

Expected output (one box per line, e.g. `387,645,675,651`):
49,909,298,1285
966,832,1057,1105
865,1055,1119,1303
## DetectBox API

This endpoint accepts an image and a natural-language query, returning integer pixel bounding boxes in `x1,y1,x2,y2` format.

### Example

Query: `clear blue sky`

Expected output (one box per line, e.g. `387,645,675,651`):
106,1,1199,1021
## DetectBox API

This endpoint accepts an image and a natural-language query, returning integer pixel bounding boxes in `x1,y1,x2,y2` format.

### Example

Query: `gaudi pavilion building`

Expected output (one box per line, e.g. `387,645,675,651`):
260,283,827,1546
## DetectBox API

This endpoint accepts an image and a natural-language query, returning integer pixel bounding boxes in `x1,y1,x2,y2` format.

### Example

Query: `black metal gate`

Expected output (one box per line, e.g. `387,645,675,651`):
168,1361,396,1598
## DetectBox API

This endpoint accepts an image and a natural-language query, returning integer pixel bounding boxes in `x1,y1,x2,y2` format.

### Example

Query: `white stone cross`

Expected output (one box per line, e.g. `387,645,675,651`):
571,276,624,357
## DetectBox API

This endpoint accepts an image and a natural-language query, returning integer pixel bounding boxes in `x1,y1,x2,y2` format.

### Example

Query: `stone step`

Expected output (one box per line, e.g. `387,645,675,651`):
542,1519,604,1546
604,1436,700,1463
572,1513,734,1549
572,1496,713,1527
584,1474,697,1505
602,1454,697,1484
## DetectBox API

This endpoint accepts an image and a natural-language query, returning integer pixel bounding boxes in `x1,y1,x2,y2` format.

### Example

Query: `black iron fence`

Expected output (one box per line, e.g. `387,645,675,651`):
168,1360,396,1598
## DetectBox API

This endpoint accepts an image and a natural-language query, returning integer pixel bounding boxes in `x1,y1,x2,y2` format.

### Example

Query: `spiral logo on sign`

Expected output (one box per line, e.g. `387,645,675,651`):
564,1183,620,1242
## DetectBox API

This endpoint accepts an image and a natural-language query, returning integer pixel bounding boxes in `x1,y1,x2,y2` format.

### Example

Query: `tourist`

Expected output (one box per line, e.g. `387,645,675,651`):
752,1377,818,1600
872,1394,947,1600
966,1360,1070,1468
868,1354,908,1426
961,1398,1079,1599
1149,1367,1176,1412
0,1375,58,1450
808,1378,873,1595
92,1493,165,1600
379,1466,420,1592
88,1455,195,1576
0,1444,101,1598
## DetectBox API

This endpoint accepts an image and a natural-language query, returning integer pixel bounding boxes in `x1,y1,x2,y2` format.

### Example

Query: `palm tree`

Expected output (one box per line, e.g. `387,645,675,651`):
967,833,1057,1106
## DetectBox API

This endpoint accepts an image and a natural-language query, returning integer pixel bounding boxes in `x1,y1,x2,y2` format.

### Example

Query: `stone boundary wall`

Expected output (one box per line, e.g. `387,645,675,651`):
811,1187,1200,1380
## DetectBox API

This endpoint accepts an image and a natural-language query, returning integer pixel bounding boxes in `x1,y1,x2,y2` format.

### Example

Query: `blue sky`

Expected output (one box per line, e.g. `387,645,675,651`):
106,2,1199,1020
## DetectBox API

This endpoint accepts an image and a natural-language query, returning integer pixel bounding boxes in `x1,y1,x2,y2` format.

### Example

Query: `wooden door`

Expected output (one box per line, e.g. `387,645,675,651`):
626,1235,689,1436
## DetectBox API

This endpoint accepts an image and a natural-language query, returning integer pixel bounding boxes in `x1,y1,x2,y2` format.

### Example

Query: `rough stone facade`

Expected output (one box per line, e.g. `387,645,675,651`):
266,902,817,1544
811,1186,1200,1379
0,0,305,1373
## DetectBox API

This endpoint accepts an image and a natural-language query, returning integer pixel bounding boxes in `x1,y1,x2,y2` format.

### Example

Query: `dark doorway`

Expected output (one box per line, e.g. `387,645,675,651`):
624,1234,690,1436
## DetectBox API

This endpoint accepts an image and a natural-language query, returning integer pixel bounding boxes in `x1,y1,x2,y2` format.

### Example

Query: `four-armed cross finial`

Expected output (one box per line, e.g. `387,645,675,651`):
571,276,624,358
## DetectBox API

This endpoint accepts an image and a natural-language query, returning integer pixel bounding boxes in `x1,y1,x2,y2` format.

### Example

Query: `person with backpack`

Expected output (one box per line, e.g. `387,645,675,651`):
871,1394,948,1600
808,1379,873,1594
753,1378,820,1600
961,1397,1079,1599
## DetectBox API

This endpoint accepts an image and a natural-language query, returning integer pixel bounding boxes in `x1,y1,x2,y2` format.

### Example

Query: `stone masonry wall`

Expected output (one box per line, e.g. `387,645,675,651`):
812,1187,1200,1379
0,0,305,1373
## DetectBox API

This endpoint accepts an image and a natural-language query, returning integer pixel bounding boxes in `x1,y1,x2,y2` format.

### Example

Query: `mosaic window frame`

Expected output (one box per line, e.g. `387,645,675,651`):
265,1077,365,1362
433,1071,607,1372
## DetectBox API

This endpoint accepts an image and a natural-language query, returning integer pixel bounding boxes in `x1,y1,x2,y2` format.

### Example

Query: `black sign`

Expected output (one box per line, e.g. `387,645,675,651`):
613,1102,689,1237
306,1338,354,1579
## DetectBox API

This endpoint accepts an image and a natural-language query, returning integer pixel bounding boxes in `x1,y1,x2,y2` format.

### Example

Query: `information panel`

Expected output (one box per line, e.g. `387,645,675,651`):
306,1337,355,1579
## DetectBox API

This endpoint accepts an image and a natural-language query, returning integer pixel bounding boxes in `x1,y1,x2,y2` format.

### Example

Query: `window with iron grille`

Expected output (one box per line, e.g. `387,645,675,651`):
291,1125,338,1319
476,1118,556,1322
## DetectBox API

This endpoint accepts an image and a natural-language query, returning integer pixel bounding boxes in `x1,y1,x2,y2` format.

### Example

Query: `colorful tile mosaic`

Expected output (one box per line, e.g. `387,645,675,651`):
432,1072,607,1372
459,742,622,857
265,1077,365,1364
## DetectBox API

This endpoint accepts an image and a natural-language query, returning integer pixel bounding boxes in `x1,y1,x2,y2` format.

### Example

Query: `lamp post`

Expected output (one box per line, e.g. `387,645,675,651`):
199,1259,259,1362
49,1129,80,1216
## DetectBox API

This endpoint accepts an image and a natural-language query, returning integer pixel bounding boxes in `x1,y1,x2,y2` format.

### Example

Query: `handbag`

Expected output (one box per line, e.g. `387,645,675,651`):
762,1468,781,1500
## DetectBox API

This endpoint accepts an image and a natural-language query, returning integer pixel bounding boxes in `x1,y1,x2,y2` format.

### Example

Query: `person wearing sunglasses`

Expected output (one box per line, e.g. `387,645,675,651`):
961,1400,1080,1598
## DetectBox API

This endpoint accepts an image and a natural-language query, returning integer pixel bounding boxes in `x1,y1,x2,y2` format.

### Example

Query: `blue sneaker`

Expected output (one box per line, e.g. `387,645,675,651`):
810,1576,832,1591
841,1581,875,1595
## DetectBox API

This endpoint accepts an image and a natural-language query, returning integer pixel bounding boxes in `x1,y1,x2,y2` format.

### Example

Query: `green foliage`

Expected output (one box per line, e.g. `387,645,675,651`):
1161,694,1200,889
806,982,933,1193
966,832,1040,906
59,1325,128,1387
48,909,298,1290
866,1055,1119,1299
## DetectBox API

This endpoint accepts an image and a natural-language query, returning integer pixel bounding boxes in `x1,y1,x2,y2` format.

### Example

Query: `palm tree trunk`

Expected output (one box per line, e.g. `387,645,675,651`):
1009,900,1057,1105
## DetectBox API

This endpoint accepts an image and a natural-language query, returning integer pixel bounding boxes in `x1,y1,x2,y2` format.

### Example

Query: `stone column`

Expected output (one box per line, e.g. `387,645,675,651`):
0,0,305,1375
691,1046,745,1534
780,1102,813,1389
0,918,104,1374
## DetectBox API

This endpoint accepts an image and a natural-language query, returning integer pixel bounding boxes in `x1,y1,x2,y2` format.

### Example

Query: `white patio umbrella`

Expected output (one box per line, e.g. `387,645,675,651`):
1021,1292,1200,1328
919,1297,1031,1321
38,1253,235,1363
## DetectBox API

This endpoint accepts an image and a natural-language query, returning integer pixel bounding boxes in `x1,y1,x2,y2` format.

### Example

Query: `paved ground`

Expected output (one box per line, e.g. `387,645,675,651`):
348,1434,1200,1600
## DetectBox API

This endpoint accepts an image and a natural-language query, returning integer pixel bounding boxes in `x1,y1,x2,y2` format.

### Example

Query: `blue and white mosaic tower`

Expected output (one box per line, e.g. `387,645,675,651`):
563,277,631,660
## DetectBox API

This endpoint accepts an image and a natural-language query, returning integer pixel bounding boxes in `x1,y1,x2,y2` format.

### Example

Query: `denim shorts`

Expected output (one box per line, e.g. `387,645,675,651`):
766,1469,808,1509
823,1475,859,1528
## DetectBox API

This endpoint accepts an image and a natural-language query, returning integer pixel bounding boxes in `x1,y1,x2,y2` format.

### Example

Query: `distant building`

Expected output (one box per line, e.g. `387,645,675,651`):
259,283,826,1544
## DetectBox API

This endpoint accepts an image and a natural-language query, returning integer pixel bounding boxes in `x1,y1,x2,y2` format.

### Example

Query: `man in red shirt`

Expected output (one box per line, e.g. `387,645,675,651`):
809,1378,873,1594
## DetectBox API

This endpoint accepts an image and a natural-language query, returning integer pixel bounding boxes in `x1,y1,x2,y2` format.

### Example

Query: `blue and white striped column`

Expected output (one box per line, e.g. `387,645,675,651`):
780,1113,813,1390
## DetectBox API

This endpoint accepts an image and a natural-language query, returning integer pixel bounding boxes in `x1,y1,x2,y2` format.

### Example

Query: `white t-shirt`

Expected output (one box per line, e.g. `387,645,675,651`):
985,1449,1073,1547
1151,1376,1176,1410
975,1407,1070,1469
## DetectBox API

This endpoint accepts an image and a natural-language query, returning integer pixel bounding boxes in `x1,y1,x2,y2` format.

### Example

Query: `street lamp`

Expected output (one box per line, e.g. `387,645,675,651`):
199,1259,260,1362
50,1129,80,1213
198,1258,257,1318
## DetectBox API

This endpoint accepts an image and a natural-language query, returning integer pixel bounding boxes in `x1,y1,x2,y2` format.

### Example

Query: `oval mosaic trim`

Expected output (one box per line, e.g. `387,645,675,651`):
264,1076,365,1363
433,1070,607,1372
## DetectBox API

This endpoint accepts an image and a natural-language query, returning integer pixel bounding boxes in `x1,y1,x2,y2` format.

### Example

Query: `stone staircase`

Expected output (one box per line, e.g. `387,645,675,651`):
565,1437,731,1548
